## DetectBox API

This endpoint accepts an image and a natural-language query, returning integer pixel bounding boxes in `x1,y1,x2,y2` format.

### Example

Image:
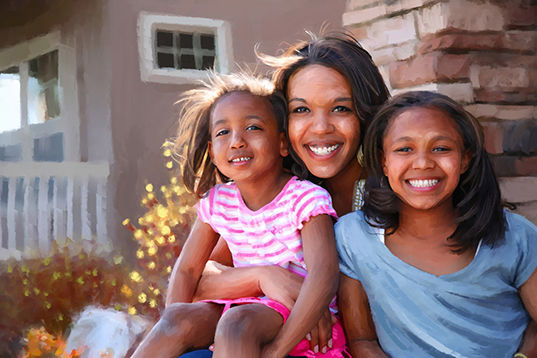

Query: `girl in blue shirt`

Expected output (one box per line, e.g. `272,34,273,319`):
336,91,537,357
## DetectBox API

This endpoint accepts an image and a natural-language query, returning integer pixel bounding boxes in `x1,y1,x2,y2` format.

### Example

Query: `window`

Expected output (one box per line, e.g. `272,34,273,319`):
0,32,79,162
138,13,234,84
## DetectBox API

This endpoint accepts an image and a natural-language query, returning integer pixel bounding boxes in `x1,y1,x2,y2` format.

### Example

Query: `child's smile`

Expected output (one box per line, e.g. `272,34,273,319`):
382,107,471,212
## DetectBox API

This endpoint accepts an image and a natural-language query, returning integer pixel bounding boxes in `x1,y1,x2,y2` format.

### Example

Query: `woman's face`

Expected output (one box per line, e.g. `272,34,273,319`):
287,64,361,180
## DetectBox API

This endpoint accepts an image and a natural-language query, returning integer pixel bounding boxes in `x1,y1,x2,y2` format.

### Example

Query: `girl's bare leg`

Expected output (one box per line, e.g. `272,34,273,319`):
213,304,284,358
132,302,223,358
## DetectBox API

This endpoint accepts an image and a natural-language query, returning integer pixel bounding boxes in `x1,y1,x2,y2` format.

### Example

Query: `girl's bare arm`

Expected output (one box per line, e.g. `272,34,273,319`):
518,267,537,355
263,214,339,357
338,273,388,357
165,218,220,306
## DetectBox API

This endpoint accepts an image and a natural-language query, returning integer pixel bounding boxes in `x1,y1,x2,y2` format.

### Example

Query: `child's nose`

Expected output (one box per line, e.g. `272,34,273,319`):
412,152,434,169
230,132,246,149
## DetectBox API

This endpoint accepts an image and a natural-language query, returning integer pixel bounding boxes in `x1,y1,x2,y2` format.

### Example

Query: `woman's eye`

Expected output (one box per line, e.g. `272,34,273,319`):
215,129,229,137
333,105,351,113
291,106,309,114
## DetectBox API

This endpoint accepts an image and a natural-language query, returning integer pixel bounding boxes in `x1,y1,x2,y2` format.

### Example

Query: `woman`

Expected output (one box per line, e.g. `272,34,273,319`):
172,32,388,358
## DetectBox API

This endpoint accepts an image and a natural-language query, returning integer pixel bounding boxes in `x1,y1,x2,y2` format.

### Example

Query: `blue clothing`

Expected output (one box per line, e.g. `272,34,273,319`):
335,210,537,358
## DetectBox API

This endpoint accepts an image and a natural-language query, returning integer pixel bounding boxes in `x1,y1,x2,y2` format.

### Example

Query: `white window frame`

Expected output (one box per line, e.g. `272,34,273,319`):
0,32,80,162
137,12,234,85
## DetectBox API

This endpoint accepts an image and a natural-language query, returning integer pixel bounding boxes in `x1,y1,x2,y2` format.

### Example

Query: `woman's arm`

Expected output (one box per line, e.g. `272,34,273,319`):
518,267,537,355
338,273,387,357
165,218,220,306
263,214,339,357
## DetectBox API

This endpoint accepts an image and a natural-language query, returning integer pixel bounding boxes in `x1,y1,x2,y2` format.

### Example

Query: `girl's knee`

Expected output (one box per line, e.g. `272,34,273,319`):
158,303,196,335
215,306,258,343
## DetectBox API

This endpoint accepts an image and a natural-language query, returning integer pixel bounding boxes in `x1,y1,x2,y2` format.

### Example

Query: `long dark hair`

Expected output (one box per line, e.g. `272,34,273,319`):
362,91,506,252
259,31,390,180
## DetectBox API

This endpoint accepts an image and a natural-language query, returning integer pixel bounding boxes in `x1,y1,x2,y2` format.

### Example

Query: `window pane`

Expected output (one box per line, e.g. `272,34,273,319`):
180,54,196,69
0,144,22,162
0,66,21,133
200,34,215,50
157,52,175,68
28,50,60,124
179,33,193,49
33,132,63,162
202,56,215,70
156,31,173,47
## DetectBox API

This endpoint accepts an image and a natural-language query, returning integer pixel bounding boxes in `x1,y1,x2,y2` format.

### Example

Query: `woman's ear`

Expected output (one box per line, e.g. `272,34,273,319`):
279,132,289,157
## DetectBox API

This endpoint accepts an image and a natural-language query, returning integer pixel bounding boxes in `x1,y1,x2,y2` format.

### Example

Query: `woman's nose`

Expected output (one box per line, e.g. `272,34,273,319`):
310,112,334,133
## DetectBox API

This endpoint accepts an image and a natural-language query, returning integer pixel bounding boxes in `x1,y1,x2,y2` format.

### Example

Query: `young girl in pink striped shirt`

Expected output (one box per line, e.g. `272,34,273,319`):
132,72,346,358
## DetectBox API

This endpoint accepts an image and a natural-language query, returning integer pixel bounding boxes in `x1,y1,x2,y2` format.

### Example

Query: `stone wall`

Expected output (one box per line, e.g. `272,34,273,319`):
343,0,537,223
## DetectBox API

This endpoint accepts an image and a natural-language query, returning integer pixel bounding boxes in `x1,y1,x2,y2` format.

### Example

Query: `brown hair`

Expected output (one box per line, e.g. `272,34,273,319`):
259,31,390,180
173,72,287,197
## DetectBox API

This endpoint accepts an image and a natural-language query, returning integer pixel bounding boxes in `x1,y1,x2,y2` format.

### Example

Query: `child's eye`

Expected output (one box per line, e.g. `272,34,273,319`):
291,106,309,114
333,105,352,113
432,146,450,152
246,125,262,131
395,147,412,153
215,129,229,137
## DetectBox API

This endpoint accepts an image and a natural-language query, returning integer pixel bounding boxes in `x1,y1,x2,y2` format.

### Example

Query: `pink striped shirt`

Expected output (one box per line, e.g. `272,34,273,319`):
197,176,338,277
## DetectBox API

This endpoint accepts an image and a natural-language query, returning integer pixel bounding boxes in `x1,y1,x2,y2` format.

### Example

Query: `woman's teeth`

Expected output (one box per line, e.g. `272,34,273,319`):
408,179,439,188
308,144,339,156
231,157,251,163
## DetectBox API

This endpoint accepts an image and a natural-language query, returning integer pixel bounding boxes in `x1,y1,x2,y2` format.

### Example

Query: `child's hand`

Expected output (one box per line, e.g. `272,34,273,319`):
257,266,303,310
306,308,336,353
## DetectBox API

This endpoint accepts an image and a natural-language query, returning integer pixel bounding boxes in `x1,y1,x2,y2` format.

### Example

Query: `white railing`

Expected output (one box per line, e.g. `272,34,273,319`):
0,161,110,260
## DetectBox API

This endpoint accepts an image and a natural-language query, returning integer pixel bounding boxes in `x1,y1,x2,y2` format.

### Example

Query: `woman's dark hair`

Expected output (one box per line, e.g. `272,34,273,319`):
362,90,506,252
174,71,289,198
259,31,390,180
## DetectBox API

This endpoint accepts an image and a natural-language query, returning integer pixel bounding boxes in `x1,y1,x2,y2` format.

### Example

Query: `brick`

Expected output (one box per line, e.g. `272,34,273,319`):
370,40,418,66
343,5,387,26
345,0,379,12
417,1,504,37
465,104,537,121
436,54,470,81
391,82,474,103
390,52,470,88
349,26,368,41
470,65,530,89
502,119,537,154
482,121,504,155
474,89,537,104
512,200,537,226
385,0,438,15
504,3,537,28
499,176,537,203
390,53,438,88
365,12,417,48
491,155,537,177
503,31,537,52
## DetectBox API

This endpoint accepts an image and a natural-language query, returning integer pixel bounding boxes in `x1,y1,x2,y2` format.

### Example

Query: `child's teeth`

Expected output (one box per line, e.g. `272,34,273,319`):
409,179,439,188
309,144,339,155
232,157,250,163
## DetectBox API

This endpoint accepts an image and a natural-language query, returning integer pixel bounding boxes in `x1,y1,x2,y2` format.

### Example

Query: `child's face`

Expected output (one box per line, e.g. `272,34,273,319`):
209,91,288,184
381,107,471,212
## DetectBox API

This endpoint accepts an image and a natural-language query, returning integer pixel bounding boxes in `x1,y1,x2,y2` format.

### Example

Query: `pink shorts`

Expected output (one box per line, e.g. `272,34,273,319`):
200,297,348,357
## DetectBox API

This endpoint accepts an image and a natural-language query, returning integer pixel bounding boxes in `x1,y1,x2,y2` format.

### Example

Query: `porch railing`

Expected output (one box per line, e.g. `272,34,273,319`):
0,162,110,260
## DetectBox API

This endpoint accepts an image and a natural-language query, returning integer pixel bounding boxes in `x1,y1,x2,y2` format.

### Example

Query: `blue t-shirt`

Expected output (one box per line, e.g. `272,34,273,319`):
335,210,537,358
